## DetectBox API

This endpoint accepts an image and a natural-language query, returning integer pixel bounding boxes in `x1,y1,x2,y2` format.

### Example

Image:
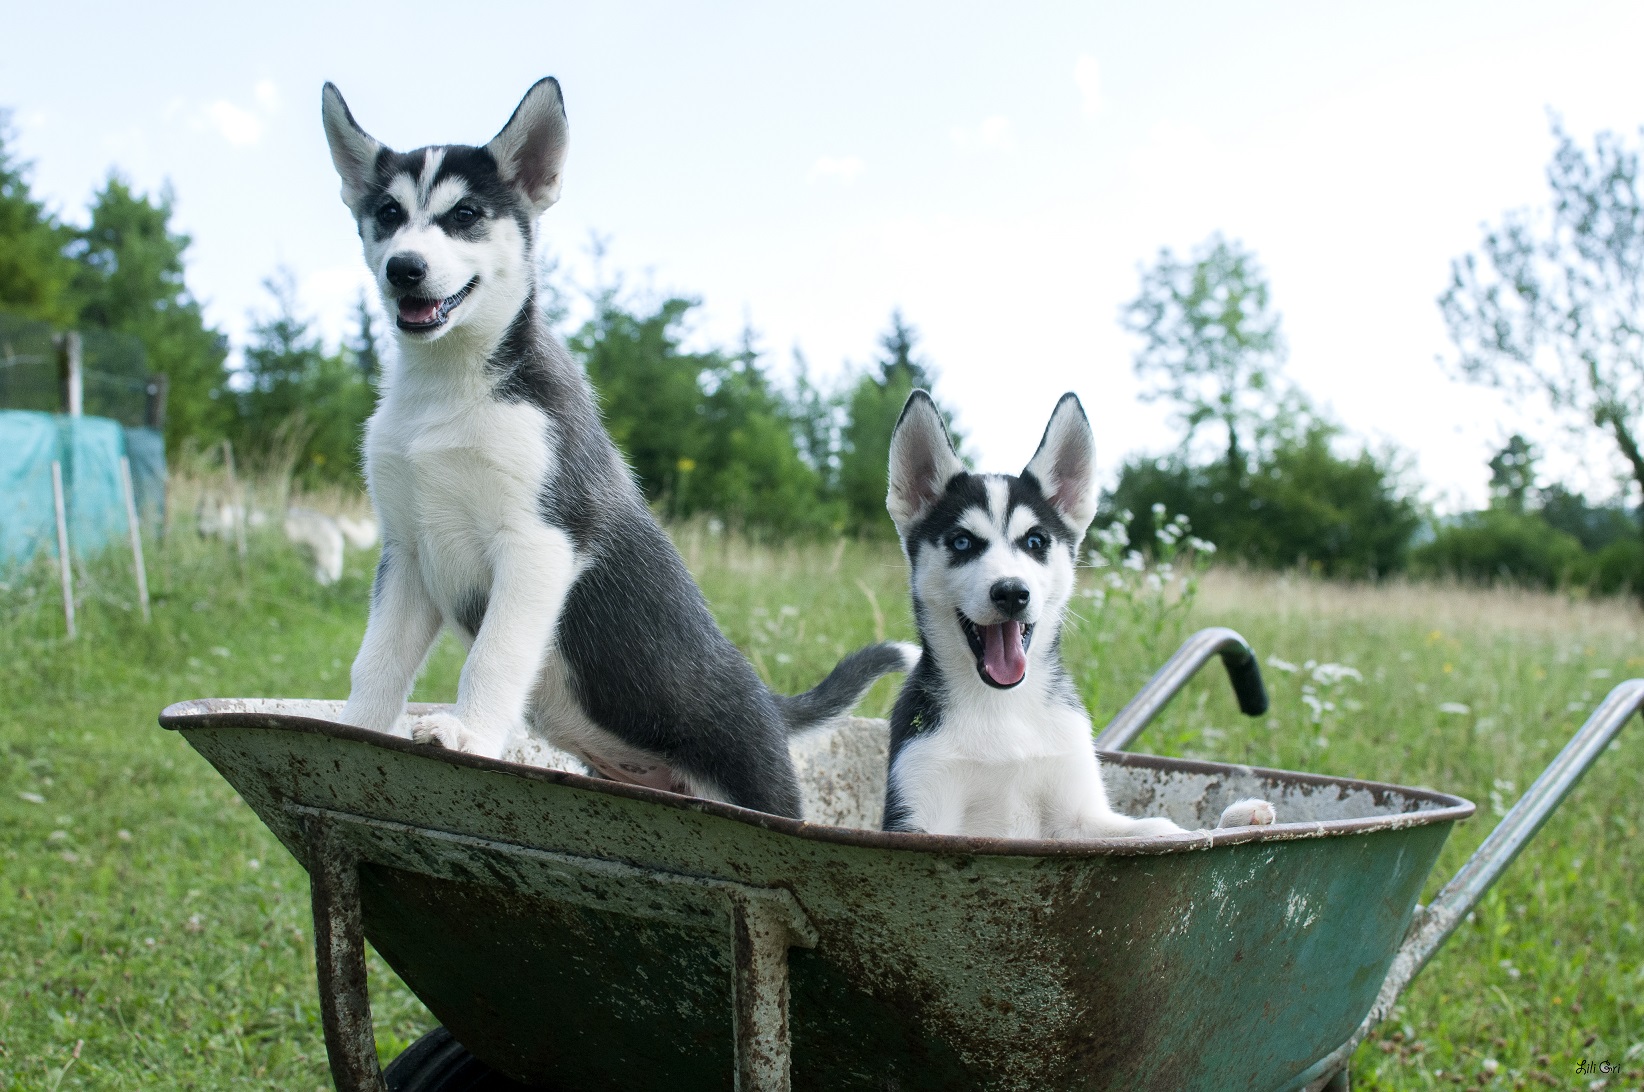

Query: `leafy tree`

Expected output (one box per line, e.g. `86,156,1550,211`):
571,294,834,534
0,111,77,326
1487,434,1538,512
787,347,841,484
232,270,370,485
347,290,382,382
1411,508,1586,588
689,329,839,535
573,295,713,511
1442,120,1644,556
69,174,228,448
1104,420,1418,578
1535,483,1637,553
836,311,959,536
1122,235,1285,477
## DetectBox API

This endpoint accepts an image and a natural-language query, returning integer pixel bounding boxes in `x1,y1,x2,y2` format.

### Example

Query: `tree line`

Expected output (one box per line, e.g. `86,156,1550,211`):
4,107,1643,586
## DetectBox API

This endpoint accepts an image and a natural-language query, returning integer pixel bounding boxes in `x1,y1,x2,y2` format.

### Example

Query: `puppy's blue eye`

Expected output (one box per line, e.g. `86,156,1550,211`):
1024,532,1046,551
450,205,478,225
376,201,403,226
950,533,972,551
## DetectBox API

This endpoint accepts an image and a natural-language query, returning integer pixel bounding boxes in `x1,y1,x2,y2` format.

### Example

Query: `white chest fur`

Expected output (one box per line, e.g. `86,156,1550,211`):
891,677,1115,839
364,368,559,623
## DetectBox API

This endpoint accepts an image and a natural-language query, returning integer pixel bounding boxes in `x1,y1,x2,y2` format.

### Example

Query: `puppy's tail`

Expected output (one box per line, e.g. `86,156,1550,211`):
777,642,920,733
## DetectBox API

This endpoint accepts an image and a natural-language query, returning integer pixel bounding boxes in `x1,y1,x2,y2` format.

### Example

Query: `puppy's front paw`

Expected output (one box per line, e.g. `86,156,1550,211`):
410,712,478,753
1218,798,1277,828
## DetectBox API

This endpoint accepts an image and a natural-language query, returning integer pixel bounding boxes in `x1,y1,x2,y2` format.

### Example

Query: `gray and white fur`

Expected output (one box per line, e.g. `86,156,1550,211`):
322,79,911,818
882,390,1274,838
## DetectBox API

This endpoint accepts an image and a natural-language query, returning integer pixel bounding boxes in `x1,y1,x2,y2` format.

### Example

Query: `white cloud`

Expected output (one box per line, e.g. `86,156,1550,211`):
206,101,263,146
253,79,280,112
809,155,864,184
1074,55,1104,116
950,114,1014,152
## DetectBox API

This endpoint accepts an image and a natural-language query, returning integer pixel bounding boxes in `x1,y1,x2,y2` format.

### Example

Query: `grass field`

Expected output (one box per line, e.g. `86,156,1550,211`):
1,490,1641,1090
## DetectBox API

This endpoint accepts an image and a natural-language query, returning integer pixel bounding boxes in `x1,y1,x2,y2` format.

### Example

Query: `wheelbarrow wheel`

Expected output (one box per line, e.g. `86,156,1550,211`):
384,1026,534,1091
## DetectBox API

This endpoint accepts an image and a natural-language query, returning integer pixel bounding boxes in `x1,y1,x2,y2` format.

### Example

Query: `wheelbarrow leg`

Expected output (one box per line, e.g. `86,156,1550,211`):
306,817,388,1092
728,890,809,1092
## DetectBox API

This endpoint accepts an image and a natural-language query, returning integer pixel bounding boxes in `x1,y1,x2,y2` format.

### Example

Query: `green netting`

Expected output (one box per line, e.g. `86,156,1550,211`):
0,410,165,568
0,410,60,564
0,312,153,427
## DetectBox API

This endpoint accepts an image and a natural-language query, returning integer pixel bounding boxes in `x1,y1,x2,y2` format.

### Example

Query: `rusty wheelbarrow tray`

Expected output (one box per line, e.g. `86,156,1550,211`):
158,628,1639,1091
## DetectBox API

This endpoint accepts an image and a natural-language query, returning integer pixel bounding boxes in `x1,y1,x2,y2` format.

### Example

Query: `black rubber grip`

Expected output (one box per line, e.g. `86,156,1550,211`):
1220,647,1269,717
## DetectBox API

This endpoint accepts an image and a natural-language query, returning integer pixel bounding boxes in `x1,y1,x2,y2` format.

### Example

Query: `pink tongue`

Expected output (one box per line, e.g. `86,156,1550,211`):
399,298,440,324
982,621,1026,685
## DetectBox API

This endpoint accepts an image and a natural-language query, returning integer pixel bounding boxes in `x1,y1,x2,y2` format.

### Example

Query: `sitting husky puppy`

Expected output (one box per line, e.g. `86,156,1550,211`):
321,78,912,818
881,391,1275,838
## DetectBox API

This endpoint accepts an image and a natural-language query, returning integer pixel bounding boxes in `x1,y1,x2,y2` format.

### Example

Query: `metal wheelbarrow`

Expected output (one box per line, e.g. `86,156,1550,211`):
159,628,1639,1091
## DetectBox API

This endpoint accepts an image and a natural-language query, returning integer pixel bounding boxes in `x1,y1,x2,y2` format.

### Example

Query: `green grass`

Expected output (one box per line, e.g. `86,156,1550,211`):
1,520,1641,1089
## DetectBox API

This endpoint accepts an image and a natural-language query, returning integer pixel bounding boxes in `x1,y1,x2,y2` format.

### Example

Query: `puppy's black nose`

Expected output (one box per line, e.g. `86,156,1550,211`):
386,253,428,289
990,579,1030,616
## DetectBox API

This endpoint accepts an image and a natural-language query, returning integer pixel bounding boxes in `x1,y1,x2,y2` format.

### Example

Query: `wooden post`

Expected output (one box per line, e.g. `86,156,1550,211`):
51,460,76,640
144,373,169,433
221,438,248,559
120,455,151,622
56,332,83,417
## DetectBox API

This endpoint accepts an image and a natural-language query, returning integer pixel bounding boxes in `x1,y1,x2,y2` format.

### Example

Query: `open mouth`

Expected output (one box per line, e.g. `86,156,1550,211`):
957,611,1034,689
395,278,477,332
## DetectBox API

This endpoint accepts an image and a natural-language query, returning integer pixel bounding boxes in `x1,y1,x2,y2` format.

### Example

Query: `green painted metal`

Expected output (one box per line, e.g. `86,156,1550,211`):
162,699,1473,1091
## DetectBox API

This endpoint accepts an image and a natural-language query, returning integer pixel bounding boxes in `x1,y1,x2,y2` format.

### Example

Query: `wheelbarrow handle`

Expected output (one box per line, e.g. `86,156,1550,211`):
1094,627,1269,752
1296,677,1644,1091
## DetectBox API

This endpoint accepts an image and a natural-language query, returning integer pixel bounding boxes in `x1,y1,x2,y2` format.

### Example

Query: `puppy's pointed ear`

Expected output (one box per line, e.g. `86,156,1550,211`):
1024,393,1098,533
888,390,963,536
321,83,382,212
486,77,570,214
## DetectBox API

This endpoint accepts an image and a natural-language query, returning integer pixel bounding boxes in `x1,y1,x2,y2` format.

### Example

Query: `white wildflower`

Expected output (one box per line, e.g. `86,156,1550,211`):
1565,701,1586,713
1187,536,1217,554
1144,572,1163,593
1310,662,1363,686
1122,551,1146,572
779,605,799,617
1437,702,1471,715
19,791,45,805
1151,502,1167,519
1301,692,1324,723
1088,550,1109,568
1589,668,1612,679
1266,656,1299,674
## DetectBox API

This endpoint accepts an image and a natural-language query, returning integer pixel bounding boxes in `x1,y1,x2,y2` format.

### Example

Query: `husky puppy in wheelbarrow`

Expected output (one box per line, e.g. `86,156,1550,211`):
882,390,1275,837
320,79,913,818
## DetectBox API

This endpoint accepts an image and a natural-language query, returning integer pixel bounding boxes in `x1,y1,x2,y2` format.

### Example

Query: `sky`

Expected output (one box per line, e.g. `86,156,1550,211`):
6,1,1644,508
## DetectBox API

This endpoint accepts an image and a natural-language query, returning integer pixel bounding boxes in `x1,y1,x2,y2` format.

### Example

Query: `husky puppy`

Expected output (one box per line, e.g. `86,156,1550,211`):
882,391,1275,838
321,79,911,817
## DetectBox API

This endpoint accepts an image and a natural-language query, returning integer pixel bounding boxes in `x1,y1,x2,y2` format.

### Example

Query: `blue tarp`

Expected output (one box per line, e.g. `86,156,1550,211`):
0,410,167,567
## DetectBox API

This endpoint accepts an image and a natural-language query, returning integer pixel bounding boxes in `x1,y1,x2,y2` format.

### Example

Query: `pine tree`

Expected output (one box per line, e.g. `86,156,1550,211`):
0,112,77,326
70,173,228,448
